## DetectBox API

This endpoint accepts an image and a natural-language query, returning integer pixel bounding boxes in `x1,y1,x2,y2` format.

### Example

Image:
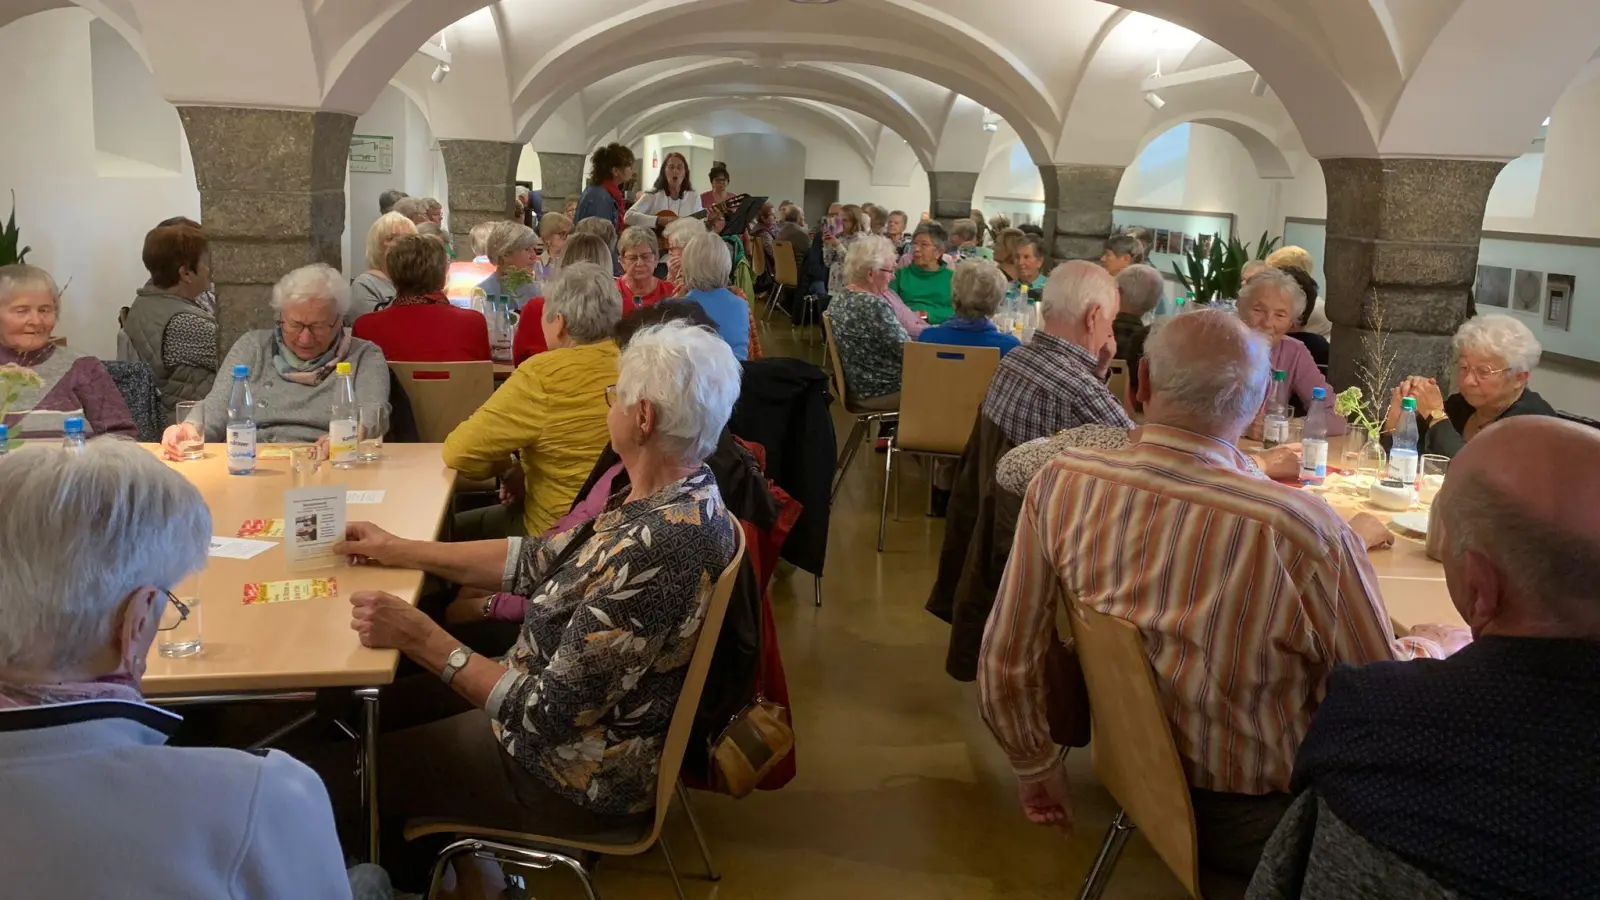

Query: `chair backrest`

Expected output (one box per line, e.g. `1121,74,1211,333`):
387,361,495,442
772,240,798,288
1106,359,1134,416
820,312,862,416
897,342,1000,455
747,236,767,277
1069,599,1202,898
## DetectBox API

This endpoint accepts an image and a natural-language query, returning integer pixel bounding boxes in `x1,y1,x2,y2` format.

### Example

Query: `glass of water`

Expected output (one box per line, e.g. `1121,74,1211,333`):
290,445,321,485
175,401,206,461
158,572,203,658
358,403,389,462
1418,454,1450,506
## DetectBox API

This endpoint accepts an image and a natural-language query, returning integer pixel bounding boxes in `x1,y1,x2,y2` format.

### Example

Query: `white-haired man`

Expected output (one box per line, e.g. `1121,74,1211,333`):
977,309,1467,898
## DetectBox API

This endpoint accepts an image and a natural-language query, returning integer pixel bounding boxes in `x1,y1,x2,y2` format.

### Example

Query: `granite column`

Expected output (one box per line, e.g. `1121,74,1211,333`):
536,151,587,218
439,140,522,259
1039,163,1124,267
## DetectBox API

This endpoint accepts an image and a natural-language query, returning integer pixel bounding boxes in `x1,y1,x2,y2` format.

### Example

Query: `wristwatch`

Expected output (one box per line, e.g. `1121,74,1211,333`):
440,646,473,685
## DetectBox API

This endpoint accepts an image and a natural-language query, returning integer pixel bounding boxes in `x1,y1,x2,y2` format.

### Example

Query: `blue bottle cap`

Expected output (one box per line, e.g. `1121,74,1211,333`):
0,423,8,440
64,416,85,433
233,364,250,377
1311,387,1326,400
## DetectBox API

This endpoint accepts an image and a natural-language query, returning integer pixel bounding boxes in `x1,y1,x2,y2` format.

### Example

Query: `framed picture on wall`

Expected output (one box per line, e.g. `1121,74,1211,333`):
1154,229,1171,254
1169,230,1186,255
1545,273,1575,331
1474,265,1512,308
1512,269,1544,314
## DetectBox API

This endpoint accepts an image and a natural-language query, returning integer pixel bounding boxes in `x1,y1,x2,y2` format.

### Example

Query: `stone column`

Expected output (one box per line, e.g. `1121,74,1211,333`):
440,140,521,259
1039,163,1124,266
1322,158,1505,397
537,151,587,216
926,170,979,231
179,107,355,355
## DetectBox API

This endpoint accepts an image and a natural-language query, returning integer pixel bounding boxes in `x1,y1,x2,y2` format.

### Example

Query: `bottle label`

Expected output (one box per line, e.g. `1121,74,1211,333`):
226,425,256,465
1263,417,1288,448
1388,449,1419,485
1300,441,1328,480
330,418,358,462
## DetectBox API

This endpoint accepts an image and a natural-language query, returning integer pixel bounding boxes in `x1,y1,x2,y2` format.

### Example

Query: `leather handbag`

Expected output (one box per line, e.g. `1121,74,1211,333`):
707,556,795,798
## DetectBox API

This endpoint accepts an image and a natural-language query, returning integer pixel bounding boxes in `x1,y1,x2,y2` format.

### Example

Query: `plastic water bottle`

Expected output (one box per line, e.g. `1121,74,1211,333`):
329,361,359,469
62,416,87,454
1262,369,1290,449
226,364,257,475
1299,387,1329,486
1388,396,1420,487
0,423,9,456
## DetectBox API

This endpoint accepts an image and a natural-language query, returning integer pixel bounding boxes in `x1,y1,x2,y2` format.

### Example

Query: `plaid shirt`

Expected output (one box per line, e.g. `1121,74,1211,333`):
980,332,1133,446
977,425,1444,793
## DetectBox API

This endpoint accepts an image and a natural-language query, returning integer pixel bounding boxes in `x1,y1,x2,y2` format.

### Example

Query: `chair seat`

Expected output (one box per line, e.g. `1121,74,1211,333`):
403,807,656,857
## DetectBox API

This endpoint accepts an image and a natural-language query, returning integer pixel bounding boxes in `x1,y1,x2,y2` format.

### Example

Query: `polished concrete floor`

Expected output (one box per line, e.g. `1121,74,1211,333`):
516,324,1190,899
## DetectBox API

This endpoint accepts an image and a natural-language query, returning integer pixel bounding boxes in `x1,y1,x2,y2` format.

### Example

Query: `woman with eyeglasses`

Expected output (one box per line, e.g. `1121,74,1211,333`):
1384,314,1555,458
615,226,671,310
828,234,911,411
159,263,389,454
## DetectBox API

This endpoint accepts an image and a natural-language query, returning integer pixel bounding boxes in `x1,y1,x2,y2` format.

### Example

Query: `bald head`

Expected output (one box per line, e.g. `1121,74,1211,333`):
1440,416,1600,638
1139,308,1271,437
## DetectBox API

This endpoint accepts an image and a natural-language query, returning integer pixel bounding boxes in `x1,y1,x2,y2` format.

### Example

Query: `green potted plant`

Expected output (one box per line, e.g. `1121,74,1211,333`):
1,191,30,267
1171,231,1280,304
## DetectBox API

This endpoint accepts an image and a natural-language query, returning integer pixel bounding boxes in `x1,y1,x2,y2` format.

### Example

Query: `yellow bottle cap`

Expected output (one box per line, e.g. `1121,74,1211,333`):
335,362,352,375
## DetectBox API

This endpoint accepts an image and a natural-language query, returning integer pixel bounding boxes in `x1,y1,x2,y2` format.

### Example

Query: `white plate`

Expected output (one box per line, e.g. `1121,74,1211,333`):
1390,511,1430,534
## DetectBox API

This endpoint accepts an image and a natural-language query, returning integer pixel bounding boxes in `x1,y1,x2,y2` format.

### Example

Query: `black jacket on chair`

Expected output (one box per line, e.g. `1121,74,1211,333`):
729,357,835,576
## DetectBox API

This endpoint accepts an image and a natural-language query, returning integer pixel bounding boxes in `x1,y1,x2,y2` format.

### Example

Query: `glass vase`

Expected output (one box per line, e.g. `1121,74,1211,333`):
1357,437,1387,487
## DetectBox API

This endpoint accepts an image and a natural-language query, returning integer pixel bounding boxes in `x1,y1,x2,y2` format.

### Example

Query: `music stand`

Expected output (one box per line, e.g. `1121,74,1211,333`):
716,195,767,236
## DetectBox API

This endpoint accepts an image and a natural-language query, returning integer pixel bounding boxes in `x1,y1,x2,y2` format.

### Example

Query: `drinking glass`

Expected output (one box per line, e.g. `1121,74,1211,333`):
1418,454,1450,506
358,403,390,462
290,445,322,485
158,572,203,658
175,401,205,460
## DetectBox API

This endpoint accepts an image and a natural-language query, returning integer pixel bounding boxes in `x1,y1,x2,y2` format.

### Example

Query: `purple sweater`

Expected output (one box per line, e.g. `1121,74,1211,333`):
0,344,137,440
1271,336,1347,436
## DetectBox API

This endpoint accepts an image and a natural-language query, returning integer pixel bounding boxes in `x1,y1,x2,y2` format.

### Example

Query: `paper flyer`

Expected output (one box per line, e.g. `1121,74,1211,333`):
346,490,386,505
243,577,339,605
207,536,276,560
283,485,346,571
237,518,285,538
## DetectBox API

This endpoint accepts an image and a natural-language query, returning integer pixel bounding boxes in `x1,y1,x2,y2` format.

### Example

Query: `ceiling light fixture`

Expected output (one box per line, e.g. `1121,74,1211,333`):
431,62,451,83
982,122,998,133
1144,91,1165,110
1250,74,1268,97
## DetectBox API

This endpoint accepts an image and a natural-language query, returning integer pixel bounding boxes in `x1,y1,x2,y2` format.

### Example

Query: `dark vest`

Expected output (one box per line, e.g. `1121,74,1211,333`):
121,290,215,424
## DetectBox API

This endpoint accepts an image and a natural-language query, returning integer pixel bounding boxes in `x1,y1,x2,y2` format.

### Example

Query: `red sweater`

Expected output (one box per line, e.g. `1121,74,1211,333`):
513,280,671,366
352,300,492,363
617,276,672,310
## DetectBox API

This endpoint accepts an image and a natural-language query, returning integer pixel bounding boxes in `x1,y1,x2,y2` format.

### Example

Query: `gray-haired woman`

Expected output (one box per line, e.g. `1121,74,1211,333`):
159,263,389,454
0,440,353,897
334,319,741,895
477,221,543,311
681,231,752,359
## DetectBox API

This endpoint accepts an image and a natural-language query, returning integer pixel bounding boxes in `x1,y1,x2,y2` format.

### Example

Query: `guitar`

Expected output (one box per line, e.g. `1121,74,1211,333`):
654,192,752,249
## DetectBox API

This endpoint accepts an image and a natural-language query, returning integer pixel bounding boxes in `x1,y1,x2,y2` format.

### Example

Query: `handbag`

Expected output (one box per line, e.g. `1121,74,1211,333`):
707,552,795,798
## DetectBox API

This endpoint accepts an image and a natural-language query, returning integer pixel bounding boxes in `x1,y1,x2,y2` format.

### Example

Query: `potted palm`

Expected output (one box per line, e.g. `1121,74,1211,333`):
1171,231,1280,305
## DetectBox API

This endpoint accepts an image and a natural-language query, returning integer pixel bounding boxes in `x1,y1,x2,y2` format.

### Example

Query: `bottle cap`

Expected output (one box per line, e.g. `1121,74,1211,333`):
0,423,8,440
64,416,85,433
335,362,353,375
1401,396,1416,411
1272,369,1286,382
1311,387,1326,400
233,364,250,378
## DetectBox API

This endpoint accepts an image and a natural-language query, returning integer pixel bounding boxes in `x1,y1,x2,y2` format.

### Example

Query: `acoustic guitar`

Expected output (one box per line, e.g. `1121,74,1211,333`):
653,192,752,250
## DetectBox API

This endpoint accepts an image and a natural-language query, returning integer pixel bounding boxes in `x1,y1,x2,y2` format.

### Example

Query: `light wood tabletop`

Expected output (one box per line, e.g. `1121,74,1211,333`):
142,443,457,695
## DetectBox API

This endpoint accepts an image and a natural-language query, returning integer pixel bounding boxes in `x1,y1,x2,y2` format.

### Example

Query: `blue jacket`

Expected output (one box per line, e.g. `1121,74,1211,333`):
916,316,1020,356
574,184,620,228
687,287,750,360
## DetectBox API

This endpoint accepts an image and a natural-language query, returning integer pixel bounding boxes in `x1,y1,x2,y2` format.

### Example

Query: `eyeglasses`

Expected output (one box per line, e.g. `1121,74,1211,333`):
875,266,896,276
604,384,618,407
282,319,338,338
621,253,657,265
158,591,191,631
1457,363,1511,381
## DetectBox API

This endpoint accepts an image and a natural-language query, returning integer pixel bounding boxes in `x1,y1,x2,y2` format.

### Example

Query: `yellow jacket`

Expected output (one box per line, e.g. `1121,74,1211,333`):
442,340,619,536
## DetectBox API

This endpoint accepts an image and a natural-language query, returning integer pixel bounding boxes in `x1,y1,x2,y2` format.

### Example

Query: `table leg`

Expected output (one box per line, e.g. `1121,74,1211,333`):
356,686,380,864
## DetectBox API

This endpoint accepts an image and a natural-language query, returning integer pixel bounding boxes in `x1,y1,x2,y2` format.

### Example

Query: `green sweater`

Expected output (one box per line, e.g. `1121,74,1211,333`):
890,264,955,324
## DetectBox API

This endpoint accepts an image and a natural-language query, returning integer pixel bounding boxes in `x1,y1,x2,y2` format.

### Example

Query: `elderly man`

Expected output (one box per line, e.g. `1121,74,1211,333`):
927,260,1134,680
1251,416,1600,900
1113,263,1163,397
978,309,1464,898
378,188,407,214
776,204,811,280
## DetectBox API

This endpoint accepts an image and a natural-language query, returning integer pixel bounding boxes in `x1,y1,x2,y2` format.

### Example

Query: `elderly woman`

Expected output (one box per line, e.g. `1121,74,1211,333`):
538,211,572,274
351,212,419,322
468,221,497,264
1114,263,1164,396
701,163,735,212
889,221,955,324
822,203,869,297
573,216,621,275
475,221,543,312
391,196,430,225
950,218,992,262
887,209,911,258
574,143,635,231
353,235,490,363
0,265,135,439
993,227,1025,282
1006,233,1049,304
616,225,671,309
1237,267,1346,436
1100,234,1143,277
830,235,910,411
1384,314,1555,458
511,233,614,366
917,259,1020,356
446,262,622,539
160,264,388,452
0,441,351,896
123,222,218,423
1265,244,1332,337
1277,264,1329,368
681,230,752,360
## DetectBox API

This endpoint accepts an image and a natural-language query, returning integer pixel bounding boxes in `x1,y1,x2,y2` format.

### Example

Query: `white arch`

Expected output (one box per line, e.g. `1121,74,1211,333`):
8,0,150,68
619,98,880,169
321,0,490,114
1133,110,1296,179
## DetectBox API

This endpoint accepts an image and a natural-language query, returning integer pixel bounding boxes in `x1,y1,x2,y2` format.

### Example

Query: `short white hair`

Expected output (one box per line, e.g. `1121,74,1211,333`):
486,221,539,266
0,263,60,307
952,258,1007,319
1238,267,1307,321
617,225,658,257
682,232,731,291
469,221,497,258
664,216,706,248
272,263,352,318
543,262,624,344
0,440,210,669
617,319,742,463
1455,313,1541,374
843,234,896,286
392,196,429,222
365,212,418,271
1115,264,1165,318
1040,259,1117,325
1145,308,1271,432
949,218,978,242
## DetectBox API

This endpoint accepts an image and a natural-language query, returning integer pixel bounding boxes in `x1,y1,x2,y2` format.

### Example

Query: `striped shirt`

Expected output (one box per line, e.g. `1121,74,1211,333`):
977,425,1444,794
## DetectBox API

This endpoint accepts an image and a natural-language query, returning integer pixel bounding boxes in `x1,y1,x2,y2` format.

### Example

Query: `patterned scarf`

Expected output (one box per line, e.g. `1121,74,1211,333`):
392,290,448,309
272,326,354,386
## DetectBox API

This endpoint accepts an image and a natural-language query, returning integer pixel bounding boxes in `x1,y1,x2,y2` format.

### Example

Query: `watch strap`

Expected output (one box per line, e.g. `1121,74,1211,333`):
440,647,473,685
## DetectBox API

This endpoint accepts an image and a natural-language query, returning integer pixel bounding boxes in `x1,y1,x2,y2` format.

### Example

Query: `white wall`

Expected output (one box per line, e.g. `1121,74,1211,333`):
343,83,443,275
711,134,806,210
1115,123,1294,244
0,9,200,358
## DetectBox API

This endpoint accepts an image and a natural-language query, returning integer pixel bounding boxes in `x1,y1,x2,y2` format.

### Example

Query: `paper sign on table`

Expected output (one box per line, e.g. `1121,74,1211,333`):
284,485,346,571
243,577,339,605
346,490,386,505
237,518,284,538
207,536,276,560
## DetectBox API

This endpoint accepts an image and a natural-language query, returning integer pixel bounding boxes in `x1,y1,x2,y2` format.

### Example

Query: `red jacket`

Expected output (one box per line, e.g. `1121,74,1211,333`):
351,298,491,363
514,280,673,366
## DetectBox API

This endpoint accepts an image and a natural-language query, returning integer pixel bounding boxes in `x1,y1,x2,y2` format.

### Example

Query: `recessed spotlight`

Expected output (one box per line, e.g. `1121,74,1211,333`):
982,122,998,133
1144,91,1165,110
431,62,450,83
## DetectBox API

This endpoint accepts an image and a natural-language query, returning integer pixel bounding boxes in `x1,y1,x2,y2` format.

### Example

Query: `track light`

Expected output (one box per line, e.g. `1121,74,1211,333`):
982,122,998,133
1250,74,1267,97
431,62,450,84
1144,91,1165,110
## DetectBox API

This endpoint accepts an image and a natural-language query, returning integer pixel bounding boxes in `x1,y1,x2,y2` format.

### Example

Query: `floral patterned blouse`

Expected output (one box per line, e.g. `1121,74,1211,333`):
829,288,910,401
485,467,738,814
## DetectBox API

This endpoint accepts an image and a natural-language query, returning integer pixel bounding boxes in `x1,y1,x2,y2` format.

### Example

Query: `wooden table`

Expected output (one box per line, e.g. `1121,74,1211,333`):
141,442,457,861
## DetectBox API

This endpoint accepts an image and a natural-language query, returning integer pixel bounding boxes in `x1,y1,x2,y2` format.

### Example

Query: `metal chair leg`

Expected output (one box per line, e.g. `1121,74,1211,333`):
832,419,867,502
814,574,822,608
659,836,689,900
1075,809,1136,900
877,440,894,551
676,780,721,881
428,838,600,900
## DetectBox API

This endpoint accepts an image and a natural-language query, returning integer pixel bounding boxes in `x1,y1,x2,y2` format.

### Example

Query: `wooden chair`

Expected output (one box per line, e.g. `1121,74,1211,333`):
766,239,798,321
387,361,495,443
878,342,999,550
405,526,748,900
821,312,898,503
1106,359,1135,417
1068,599,1202,900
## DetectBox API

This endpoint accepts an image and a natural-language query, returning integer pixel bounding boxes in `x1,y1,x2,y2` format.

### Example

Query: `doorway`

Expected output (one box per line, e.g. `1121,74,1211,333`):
803,179,839,228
